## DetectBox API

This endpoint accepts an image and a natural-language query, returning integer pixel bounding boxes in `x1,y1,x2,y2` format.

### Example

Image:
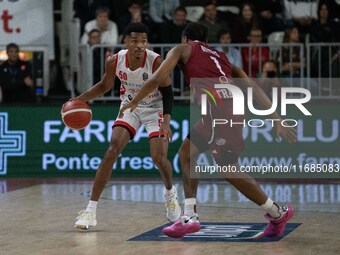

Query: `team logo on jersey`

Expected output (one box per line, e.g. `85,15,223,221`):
199,85,222,110
196,78,236,117
142,72,148,81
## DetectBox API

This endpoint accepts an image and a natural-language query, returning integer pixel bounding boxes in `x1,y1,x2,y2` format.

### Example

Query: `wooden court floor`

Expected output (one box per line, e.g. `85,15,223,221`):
0,178,339,255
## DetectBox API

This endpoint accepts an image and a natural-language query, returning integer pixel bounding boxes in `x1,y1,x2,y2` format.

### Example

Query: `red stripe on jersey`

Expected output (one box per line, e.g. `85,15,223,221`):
152,55,161,73
141,51,147,68
113,120,136,136
125,53,129,68
113,54,118,73
148,131,165,139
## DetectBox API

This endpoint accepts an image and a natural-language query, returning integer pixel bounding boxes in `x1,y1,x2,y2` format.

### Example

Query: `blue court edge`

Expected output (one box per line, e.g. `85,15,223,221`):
129,222,301,242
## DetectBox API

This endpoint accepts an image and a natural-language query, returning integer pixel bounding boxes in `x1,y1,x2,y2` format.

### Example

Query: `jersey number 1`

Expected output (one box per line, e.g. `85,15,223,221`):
210,56,226,76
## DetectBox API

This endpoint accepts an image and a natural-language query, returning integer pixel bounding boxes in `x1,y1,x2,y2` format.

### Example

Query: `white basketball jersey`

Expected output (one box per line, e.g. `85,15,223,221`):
115,49,162,107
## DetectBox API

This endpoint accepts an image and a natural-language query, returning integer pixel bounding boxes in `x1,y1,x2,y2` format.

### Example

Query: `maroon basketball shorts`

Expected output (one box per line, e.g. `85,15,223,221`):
187,115,245,165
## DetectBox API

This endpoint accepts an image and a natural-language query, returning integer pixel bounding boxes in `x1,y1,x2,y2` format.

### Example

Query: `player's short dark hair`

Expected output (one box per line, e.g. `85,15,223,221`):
123,22,149,39
6,42,19,52
182,22,208,42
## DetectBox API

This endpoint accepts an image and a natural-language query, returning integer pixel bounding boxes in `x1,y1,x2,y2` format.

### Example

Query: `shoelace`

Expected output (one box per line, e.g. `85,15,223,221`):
77,210,94,221
165,193,177,212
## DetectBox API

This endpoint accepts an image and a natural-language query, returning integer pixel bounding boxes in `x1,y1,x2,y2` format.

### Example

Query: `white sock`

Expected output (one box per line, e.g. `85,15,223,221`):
86,200,98,214
164,185,175,196
261,198,281,218
184,198,196,216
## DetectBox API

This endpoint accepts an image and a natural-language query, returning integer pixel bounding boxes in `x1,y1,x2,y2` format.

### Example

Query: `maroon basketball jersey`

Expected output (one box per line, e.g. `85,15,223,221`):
182,41,238,116
182,41,232,83
183,41,245,155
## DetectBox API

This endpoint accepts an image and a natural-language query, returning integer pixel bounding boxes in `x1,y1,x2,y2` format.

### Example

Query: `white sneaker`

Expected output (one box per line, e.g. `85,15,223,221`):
74,210,97,230
164,186,181,222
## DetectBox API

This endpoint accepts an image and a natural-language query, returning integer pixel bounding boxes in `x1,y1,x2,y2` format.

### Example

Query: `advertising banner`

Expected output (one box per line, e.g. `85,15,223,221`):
0,0,54,59
0,104,339,177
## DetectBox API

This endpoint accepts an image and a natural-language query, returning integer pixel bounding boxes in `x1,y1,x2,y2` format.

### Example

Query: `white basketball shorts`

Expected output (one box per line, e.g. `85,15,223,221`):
113,104,164,139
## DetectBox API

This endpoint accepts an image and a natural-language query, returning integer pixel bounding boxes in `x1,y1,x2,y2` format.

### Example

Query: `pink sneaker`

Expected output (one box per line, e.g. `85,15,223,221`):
162,214,200,238
264,205,294,237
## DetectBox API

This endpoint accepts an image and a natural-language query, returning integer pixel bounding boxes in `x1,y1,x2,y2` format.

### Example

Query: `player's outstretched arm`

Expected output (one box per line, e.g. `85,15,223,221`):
119,45,184,117
231,65,297,143
154,57,174,142
159,85,174,142
74,55,117,102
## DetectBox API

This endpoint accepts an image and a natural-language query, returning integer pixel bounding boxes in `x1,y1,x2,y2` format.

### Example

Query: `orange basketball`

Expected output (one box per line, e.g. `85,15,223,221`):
61,100,92,130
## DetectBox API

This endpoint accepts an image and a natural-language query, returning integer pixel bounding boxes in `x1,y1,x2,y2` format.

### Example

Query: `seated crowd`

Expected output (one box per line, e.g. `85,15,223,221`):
75,0,340,79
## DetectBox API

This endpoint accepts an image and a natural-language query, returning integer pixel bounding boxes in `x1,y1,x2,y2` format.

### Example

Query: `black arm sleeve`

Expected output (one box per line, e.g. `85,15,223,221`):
159,85,174,115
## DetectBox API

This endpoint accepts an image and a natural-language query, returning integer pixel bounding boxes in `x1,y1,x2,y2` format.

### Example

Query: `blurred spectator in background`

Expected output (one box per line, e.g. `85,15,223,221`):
149,0,180,42
0,43,35,104
325,0,340,41
256,60,280,98
241,27,269,77
215,29,243,68
161,6,190,43
160,6,190,95
149,0,180,23
88,29,101,46
73,0,114,35
87,29,103,84
231,1,261,43
326,0,340,21
279,26,304,78
118,1,156,42
278,26,318,95
250,0,285,40
283,0,318,34
199,1,229,43
310,2,340,78
80,7,118,45
310,2,339,42
86,29,113,95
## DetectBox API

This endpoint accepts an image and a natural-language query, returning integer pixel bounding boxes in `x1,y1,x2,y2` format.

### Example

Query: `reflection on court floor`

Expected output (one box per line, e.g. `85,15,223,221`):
1,179,340,255
96,182,340,213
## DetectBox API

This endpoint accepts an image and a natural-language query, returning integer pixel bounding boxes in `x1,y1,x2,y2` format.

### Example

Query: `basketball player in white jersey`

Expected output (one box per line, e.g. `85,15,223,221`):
72,23,181,230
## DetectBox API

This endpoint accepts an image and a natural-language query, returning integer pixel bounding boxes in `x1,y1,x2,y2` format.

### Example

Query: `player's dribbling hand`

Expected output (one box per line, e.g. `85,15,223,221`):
62,98,80,109
118,101,138,118
274,120,297,143
159,122,172,143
